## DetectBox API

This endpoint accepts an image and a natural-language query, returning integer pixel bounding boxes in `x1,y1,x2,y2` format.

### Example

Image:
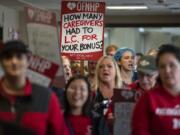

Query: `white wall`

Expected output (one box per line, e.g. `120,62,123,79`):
104,28,142,53
0,4,19,41
144,32,172,53
109,28,137,49
171,35,180,47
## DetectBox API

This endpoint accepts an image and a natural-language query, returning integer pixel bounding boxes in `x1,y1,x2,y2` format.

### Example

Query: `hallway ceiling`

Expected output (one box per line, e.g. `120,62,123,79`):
1,0,180,15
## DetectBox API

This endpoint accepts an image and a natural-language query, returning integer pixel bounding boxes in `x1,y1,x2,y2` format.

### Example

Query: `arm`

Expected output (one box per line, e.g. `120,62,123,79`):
47,93,70,135
131,93,151,135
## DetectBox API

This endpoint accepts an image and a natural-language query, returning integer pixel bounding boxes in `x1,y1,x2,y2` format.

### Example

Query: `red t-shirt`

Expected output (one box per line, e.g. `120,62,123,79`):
132,85,180,135
67,114,92,135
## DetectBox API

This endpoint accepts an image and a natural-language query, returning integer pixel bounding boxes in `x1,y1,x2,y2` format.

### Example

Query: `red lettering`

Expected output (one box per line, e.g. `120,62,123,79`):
82,34,97,41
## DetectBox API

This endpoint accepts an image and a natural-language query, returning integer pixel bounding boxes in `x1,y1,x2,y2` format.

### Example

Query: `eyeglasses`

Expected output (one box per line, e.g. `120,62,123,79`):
138,72,156,78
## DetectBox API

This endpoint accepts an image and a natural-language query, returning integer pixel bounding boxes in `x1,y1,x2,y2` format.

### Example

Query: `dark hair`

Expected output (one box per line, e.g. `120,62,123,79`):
156,44,180,84
64,75,92,116
0,40,30,59
156,44,180,66
136,52,143,57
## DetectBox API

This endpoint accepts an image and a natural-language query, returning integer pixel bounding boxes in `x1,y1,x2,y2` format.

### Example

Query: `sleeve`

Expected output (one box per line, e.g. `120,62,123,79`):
131,93,151,135
47,93,70,135
93,116,110,135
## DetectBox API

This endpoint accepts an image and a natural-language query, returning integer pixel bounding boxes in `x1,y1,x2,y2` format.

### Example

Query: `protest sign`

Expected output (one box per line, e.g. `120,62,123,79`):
27,54,59,87
112,89,143,135
25,6,59,63
25,6,66,88
60,1,105,60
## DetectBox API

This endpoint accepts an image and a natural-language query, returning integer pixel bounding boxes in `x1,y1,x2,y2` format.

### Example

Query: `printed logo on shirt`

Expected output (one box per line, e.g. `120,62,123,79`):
86,125,92,135
173,118,180,129
155,105,180,116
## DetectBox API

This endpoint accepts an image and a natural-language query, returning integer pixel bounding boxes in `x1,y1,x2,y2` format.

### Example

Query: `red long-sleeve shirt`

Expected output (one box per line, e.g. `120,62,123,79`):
132,85,180,135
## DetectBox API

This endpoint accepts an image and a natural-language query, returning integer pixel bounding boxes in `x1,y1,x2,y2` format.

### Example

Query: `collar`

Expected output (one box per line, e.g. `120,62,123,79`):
0,78,32,97
129,81,146,92
157,84,180,99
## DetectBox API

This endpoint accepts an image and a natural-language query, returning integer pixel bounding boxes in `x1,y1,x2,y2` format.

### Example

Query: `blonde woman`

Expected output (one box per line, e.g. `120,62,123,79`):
93,56,123,116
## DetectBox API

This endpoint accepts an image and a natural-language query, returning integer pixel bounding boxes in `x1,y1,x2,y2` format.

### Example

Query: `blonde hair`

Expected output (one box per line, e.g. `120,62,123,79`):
93,56,122,90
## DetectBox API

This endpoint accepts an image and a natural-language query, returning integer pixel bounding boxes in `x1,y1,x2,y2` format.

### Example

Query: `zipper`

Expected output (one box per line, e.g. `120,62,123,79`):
10,103,16,114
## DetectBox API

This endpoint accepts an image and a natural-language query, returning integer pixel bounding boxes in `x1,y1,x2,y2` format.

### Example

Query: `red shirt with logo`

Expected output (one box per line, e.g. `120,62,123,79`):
67,114,92,135
132,85,180,135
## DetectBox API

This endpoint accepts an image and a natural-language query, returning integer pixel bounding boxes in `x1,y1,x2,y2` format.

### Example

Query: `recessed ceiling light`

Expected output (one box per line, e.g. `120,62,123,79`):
106,6,148,10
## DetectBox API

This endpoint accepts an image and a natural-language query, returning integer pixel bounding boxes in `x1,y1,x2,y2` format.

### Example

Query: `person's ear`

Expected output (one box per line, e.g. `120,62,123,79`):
118,59,122,66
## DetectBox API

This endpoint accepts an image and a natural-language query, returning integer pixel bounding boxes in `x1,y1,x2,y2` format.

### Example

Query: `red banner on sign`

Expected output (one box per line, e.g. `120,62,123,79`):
27,54,59,87
25,6,56,26
60,1,105,60
112,89,144,135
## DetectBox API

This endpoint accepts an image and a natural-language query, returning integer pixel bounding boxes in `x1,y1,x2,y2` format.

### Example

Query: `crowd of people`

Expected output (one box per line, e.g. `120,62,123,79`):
0,40,180,135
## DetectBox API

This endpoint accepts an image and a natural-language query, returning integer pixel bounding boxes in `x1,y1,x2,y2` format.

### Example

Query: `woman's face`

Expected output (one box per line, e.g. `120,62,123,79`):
158,53,180,88
98,58,116,83
66,79,89,110
119,51,134,71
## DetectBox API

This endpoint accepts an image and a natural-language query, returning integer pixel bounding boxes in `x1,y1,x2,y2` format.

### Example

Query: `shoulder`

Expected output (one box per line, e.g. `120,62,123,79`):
31,83,52,103
146,85,163,97
129,81,139,89
31,83,52,95
137,85,163,106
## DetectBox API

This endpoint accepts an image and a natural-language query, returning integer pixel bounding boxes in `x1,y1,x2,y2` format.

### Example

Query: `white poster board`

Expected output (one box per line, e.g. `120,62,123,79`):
25,6,66,87
113,89,143,135
60,1,105,60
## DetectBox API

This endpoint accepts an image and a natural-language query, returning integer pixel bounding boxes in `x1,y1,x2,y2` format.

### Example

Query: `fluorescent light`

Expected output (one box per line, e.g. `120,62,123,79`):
138,28,145,33
106,6,148,10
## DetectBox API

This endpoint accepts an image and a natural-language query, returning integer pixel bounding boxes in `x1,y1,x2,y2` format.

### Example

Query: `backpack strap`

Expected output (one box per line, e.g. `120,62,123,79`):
64,118,75,135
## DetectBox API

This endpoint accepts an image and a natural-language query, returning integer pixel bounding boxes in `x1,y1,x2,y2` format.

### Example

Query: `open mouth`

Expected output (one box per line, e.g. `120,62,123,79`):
128,63,133,68
129,63,133,66
72,97,82,102
103,72,109,76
